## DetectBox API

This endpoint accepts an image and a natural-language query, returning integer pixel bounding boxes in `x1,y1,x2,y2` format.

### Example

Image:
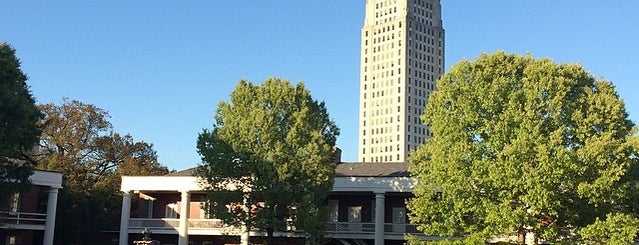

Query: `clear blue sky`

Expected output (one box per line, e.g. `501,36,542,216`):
2,1,637,171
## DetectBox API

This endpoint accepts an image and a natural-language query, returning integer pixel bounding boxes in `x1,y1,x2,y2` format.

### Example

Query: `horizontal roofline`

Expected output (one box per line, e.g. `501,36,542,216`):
166,162,411,178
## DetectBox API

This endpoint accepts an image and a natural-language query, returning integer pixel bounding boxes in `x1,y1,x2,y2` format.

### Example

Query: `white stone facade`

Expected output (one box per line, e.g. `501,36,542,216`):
358,0,444,162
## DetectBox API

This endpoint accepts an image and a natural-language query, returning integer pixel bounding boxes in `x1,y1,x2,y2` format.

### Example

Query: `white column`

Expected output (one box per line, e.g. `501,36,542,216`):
119,191,131,245
178,191,191,245
240,193,249,245
148,199,154,218
240,227,249,245
43,187,59,245
374,192,385,245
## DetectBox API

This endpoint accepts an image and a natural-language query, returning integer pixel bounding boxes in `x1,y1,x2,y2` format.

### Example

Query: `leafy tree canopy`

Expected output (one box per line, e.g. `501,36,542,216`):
0,42,41,211
408,52,639,244
26,99,169,243
197,78,339,243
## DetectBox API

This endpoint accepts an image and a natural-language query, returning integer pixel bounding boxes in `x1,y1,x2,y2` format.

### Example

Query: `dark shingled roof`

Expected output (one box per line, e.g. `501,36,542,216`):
334,162,409,177
167,167,198,176
169,162,410,178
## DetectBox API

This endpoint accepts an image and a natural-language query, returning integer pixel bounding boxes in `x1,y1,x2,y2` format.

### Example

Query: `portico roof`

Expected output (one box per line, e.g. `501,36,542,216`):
122,162,415,193
166,162,410,178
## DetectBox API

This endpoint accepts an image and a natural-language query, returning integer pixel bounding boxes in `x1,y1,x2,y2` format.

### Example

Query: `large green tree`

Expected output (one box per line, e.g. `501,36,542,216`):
197,78,339,244
408,52,639,244
26,99,169,244
0,43,41,212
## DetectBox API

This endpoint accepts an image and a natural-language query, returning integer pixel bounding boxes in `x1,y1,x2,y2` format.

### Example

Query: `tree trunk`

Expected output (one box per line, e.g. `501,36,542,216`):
517,228,525,244
266,227,274,245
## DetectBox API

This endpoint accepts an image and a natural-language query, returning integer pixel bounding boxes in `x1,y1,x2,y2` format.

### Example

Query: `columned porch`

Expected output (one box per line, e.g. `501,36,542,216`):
119,164,422,245
0,170,62,245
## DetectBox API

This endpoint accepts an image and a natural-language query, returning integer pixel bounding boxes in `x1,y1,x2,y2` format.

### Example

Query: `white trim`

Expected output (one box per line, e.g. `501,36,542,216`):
121,176,201,192
332,176,416,192
30,170,63,189
121,175,417,193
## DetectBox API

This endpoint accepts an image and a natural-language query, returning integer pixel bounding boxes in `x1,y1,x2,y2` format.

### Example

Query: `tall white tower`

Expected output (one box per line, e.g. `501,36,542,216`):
358,0,444,163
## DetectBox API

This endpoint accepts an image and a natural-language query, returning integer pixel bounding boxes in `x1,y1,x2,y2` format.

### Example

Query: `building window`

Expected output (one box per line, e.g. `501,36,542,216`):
199,202,211,219
165,203,179,218
328,200,339,222
392,207,407,225
6,236,21,245
10,192,20,213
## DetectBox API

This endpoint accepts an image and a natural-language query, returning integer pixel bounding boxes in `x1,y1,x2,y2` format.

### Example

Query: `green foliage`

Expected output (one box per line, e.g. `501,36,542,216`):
408,52,639,244
32,99,112,193
579,213,639,245
197,78,339,242
406,234,466,245
0,43,41,211
26,99,169,244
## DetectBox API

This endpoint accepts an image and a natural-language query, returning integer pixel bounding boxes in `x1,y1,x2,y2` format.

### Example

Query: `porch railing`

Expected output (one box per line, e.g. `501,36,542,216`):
128,218,420,235
325,222,420,234
0,212,47,226
129,218,224,230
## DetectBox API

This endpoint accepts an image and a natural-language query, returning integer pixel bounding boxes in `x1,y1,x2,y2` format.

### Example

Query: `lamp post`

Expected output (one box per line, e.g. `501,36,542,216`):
133,228,160,245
